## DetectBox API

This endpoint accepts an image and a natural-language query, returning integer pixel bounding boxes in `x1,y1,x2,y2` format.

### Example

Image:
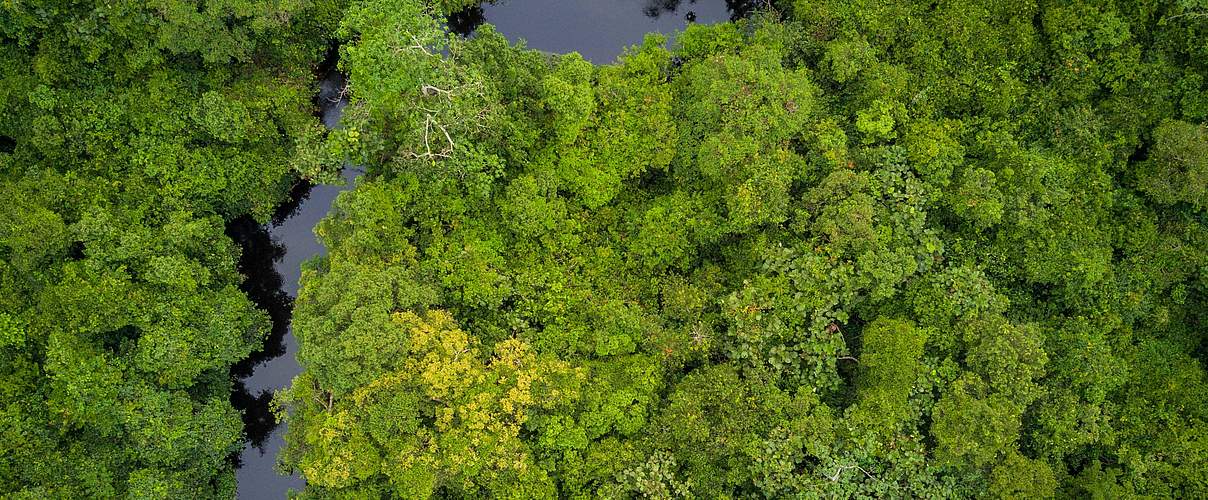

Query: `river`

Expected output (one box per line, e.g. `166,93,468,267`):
227,68,356,499
229,0,750,497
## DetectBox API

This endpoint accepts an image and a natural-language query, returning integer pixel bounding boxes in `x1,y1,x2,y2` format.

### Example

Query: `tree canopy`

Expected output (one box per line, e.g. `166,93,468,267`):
3,0,1208,497
276,0,1208,498
0,0,342,495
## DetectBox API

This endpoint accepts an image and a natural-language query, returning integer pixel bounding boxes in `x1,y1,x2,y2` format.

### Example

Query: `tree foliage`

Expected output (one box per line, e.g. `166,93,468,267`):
7,0,1208,497
278,0,1208,497
279,0,1208,497
0,0,341,495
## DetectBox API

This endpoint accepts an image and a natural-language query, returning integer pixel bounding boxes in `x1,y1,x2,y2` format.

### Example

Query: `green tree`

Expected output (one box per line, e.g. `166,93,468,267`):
276,0,1208,497
1,0,340,494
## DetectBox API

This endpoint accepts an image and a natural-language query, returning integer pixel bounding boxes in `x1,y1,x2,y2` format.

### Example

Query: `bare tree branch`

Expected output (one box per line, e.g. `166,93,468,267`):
421,84,454,99
828,464,877,482
1166,11,1207,21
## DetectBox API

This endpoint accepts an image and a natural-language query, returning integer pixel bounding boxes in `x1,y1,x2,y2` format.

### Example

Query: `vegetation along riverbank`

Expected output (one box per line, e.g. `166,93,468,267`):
2,0,1207,497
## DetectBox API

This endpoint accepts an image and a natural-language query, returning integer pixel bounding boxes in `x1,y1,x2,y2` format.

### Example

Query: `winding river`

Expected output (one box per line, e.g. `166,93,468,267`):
227,67,356,498
229,1,751,496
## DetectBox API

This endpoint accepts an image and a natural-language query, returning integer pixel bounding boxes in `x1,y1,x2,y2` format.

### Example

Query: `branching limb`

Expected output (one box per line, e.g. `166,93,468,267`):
1166,11,1207,21
406,114,455,160
421,84,454,99
828,464,877,482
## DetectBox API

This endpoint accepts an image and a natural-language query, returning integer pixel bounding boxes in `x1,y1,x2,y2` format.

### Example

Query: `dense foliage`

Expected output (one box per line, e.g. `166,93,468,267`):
2,0,1207,497
0,0,342,495
278,0,1208,498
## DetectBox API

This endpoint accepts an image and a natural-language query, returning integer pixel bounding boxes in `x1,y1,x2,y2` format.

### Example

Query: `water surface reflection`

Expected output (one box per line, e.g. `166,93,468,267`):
452,0,758,62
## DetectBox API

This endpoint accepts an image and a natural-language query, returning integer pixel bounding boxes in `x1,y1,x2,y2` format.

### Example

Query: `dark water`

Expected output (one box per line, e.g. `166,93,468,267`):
452,0,756,62
231,0,756,497
228,69,356,499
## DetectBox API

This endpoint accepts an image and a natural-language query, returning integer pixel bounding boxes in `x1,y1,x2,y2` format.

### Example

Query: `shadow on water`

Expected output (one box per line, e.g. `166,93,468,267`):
270,180,317,227
448,5,486,36
644,0,765,19
228,166,362,498
228,45,354,497
224,216,293,453
644,0,768,23
724,0,765,19
642,0,691,19
226,217,292,381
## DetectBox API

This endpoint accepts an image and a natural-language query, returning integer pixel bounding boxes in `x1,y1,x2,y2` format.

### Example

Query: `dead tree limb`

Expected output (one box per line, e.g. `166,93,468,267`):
828,464,877,482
